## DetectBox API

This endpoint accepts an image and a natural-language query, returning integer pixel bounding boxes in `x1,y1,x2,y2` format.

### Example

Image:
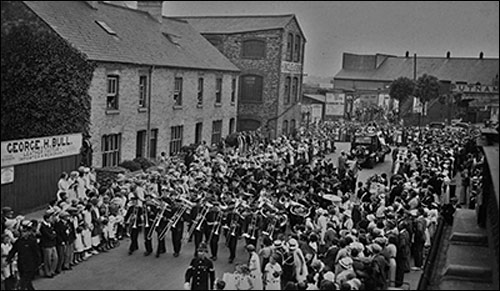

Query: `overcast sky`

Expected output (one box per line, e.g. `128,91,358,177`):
141,1,499,78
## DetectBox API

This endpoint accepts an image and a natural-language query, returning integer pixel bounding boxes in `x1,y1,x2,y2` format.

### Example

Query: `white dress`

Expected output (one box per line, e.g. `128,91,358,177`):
264,262,282,290
248,252,263,290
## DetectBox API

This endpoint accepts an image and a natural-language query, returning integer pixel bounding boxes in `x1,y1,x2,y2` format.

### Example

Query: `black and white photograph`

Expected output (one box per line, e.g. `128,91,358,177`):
1,1,498,290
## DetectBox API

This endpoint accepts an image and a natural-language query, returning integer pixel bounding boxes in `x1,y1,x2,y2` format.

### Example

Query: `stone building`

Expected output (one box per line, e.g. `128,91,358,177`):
333,52,499,125
21,1,240,167
179,14,306,138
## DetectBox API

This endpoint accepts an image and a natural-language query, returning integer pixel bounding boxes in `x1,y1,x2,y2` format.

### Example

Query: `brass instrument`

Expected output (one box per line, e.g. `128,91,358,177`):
242,212,258,240
126,205,139,234
146,202,169,240
158,199,192,241
207,207,226,243
184,202,212,242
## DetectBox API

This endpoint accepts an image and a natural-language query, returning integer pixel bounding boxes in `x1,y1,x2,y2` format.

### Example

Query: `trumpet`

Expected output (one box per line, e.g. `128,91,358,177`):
184,203,212,242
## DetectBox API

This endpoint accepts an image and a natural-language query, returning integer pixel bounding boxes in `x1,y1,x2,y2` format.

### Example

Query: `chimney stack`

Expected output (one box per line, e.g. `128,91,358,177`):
479,52,484,59
446,51,451,59
405,51,409,58
137,1,164,23
86,1,98,10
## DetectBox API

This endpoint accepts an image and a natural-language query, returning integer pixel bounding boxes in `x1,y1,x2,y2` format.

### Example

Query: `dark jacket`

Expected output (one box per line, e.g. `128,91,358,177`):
185,257,215,290
39,221,57,248
7,234,42,273
54,220,70,245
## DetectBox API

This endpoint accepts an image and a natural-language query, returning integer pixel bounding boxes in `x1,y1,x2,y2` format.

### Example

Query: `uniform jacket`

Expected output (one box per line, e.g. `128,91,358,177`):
185,257,215,290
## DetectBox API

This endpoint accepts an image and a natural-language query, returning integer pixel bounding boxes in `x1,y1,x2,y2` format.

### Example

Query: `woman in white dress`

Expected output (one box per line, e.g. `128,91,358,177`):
246,244,262,290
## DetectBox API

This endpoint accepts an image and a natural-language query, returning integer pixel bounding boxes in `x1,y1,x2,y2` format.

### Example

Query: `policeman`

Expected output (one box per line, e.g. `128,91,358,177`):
184,243,215,290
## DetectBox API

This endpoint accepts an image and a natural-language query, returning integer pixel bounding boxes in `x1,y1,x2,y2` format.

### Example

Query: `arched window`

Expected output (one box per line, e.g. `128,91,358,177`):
294,35,301,62
290,119,296,135
292,77,298,103
282,120,289,136
240,74,263,102
242,39,265,59
287,33,293,61
285,77,291,104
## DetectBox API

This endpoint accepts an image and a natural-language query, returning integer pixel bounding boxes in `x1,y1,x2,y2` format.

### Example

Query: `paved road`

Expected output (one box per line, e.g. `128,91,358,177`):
33,142,421,290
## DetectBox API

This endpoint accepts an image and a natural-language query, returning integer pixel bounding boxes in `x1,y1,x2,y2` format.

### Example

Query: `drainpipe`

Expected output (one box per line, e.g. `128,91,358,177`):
146,66,154,159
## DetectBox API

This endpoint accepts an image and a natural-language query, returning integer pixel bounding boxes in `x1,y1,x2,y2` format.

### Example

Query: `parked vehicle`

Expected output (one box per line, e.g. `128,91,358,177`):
350,129,390,168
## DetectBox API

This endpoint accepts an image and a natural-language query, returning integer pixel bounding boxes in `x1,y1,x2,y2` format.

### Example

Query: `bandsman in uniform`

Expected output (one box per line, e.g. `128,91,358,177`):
154,194,171,258
124,195,143,255
189,196,208,256
205,200,222,261
171,195,190,257
184,243,215,290
224,201,243,264
142,193,158,256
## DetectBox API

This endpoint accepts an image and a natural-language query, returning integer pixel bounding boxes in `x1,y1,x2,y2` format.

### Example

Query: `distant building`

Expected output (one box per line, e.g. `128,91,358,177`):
179,14,306,138
17,1,240,168
333,52,499,124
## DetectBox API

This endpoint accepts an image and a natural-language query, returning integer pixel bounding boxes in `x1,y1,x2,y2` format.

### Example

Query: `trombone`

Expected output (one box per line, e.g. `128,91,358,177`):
158,200,191,241
146,201,169,240
184,203,212,242
126,205,139,234
242,212,258,240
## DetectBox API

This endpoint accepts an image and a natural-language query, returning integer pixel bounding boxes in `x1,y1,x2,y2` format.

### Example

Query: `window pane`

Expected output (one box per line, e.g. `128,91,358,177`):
243,40,265,58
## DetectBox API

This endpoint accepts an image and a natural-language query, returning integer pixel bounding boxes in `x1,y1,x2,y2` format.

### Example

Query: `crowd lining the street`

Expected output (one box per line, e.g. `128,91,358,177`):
1,120,484,290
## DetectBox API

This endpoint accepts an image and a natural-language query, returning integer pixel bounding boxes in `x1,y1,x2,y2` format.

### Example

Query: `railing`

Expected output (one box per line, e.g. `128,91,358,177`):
416,216,446,290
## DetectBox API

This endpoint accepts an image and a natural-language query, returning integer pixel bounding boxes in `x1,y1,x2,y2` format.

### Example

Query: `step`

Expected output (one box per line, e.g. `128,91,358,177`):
443,264,492,282
449,231,488,246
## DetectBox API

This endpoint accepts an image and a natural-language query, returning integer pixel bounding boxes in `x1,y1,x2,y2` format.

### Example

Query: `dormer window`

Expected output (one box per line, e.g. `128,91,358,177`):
95,20,116,35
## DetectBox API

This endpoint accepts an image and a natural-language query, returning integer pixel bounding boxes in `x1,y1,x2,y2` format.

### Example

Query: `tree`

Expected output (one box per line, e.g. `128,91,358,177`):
414,74,440,103
1,1,95,141
389,77,415,114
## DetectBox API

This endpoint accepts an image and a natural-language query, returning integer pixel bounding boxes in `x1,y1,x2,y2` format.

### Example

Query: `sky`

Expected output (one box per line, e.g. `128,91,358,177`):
131,1,499,79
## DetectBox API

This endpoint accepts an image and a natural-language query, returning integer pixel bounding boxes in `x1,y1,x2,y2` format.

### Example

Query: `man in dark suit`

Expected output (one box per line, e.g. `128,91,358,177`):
7,220,42,290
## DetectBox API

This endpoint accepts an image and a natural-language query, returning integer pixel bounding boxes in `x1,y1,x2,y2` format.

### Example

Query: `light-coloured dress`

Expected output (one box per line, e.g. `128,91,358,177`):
264,262,282,290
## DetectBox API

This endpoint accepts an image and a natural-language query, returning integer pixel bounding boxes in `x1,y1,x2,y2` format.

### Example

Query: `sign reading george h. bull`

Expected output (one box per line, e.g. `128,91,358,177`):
1,133,83,167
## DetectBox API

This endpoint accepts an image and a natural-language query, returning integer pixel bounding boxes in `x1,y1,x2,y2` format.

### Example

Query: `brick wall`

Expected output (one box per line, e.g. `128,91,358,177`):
206,17,305,137
89,63,238,167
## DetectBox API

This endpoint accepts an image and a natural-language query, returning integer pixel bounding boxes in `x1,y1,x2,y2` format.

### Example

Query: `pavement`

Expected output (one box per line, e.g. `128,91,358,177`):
24,142,424,290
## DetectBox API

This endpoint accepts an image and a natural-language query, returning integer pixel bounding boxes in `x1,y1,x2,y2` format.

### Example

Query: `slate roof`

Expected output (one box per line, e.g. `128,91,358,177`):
177,14,304,37
335,55,499,85
23,1,240,72
303,94,326,103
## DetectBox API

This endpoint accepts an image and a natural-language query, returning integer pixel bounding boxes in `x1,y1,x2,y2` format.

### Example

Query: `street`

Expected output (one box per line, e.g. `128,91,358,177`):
32,142,413,290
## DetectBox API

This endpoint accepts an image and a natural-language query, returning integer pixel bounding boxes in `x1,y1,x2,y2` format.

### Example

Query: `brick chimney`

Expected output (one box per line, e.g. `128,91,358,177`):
86,1,98,10
137,1,164,23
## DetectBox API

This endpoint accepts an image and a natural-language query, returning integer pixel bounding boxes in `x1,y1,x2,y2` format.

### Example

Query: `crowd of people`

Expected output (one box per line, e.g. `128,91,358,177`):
1,120,483,290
